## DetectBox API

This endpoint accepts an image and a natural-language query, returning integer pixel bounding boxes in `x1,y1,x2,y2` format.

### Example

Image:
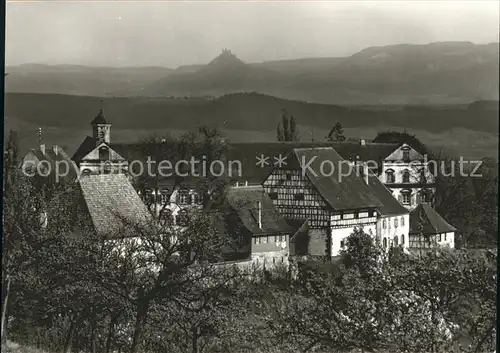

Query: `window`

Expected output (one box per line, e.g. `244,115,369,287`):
402,170,410,183
340,240,345,248
444,233,447,241
402,149,410,162
285,172,292,181
262,236,268,244
419,191,431,204
402,192,411,205
383,238,387,248
159,209,174,226
82,169,91,175
394,218,399,228
419,170,426,184
294,193,305,201
438,234,442,242
99,146,110,161
394,236,399,246
176,209,189,226
385,169,395,183
178,190,191,205
401,234,405,245
401,216,405,226
254,237,260,245
269,192,278,200
383,219,387,229
192,193,202,205
160,189,170,205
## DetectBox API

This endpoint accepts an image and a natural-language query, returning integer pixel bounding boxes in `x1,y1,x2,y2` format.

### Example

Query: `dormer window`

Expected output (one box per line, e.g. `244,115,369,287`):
402,148,410,163
99,146,110,161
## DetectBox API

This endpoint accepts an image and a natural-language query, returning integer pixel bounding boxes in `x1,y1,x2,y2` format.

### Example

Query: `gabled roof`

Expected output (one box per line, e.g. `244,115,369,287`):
79,173,153,237
109,141,399,185
24,146,78,181
227,141,397,184
220,186,293,236
366,174,409,216
72,136,97,164
409,204,456,235
292,148,383,210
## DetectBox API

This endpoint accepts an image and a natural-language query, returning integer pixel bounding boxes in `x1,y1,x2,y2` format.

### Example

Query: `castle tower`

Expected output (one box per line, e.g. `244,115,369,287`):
91,102,111,146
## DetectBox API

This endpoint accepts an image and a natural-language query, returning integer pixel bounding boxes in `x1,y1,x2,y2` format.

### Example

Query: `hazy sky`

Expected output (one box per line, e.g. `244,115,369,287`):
6,1,500,67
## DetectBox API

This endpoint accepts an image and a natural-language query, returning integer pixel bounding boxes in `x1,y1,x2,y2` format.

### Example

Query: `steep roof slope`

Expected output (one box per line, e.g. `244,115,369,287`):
220,186,293,236
292,147,383,210
79,173,153,236
409,203,456,235
366,174,409,216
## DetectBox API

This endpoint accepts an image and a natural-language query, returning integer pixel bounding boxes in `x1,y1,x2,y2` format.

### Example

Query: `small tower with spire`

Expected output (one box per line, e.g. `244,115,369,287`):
38,127,45,154
91,101,111,146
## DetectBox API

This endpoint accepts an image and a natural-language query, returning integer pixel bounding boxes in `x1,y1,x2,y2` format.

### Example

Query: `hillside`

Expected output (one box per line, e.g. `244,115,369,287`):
5,92,498,132
5,64,173,97
6,42,498,105
4,92,498,160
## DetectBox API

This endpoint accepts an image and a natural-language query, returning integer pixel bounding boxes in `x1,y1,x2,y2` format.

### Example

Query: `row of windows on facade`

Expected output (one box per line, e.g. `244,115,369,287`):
140,189,202,205
397,190,431,206
253,234,288,245
385,169,428,184
408,233,450,248
340,234,405,249
382,216,405,229
159,209,189,227
253,256,286,267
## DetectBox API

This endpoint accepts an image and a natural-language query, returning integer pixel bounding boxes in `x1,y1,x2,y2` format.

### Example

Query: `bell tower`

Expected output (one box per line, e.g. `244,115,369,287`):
91,101,111,146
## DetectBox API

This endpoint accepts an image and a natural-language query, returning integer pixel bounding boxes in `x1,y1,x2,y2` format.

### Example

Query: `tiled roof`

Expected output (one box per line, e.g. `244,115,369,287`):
79,173,153,237
366,174,409,216
292,147,383,210
409,204,456,235
109,141,398,185
72,136,97,164
26,146,78,181
220,186,293,236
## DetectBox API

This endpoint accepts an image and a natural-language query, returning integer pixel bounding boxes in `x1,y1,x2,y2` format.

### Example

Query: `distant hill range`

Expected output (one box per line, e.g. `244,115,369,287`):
6,42,499,105
5,92,498,133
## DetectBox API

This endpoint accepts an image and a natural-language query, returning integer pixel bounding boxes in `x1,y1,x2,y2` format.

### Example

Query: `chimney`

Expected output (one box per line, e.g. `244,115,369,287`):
52,145,59,156
360,139,366,146
363,163,369,185
257,201,262,229
245,181,248,187
40,144,46,155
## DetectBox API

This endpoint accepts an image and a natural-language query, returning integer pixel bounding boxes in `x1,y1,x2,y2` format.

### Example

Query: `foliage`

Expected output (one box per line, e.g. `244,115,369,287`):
326,122,346,142
277,110,299,142
374,130,428,154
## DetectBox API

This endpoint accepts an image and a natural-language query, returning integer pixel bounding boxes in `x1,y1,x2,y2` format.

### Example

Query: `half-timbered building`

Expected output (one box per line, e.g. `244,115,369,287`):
409,203,456,253
263,147,383,258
